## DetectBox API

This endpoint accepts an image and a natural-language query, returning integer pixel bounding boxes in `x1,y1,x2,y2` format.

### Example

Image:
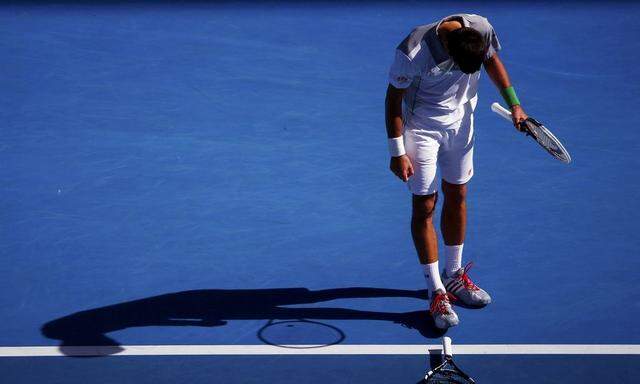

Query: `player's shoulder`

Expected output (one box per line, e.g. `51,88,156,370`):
458,13,490,23
460,13,496,32
397,22,437,58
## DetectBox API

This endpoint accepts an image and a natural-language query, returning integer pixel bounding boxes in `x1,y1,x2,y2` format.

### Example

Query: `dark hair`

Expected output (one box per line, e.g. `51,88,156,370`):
446,27,487,74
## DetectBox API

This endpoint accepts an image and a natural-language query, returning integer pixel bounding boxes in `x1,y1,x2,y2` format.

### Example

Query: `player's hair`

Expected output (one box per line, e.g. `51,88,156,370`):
446,27,487,74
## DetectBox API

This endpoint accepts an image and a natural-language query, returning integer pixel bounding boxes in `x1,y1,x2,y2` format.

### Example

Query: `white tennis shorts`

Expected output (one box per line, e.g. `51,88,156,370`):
404,103,475,195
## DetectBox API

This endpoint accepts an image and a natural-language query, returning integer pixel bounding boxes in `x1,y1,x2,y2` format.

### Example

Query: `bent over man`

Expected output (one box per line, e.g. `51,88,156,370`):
385,14,527,329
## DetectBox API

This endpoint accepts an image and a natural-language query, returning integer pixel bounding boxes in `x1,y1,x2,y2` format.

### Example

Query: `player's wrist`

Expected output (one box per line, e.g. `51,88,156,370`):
388,136,406,157
500,86,520,108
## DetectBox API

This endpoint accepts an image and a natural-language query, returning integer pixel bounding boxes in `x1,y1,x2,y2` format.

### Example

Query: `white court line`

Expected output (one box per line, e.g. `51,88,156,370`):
1,344,639,357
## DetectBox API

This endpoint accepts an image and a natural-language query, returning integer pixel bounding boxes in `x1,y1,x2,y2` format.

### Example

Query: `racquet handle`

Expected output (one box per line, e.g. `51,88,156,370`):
491,102,512,121
442,337,453,357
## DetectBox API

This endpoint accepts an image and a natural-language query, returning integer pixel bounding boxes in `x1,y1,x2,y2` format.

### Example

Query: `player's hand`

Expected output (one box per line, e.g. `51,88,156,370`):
510,105,528,131
390,155,414,182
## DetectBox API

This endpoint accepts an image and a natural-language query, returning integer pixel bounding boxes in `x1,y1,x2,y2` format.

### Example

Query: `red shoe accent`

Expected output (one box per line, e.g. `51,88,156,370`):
459,262,479,291
429,292,457,315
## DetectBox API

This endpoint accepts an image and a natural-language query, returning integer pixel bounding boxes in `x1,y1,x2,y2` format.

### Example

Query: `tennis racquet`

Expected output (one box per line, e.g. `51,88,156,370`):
491,102,572,164
424,337,475,383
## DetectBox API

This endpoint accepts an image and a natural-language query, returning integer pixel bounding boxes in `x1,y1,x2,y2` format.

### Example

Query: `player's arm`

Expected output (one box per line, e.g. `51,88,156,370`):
483,53,528,130
385,84,413,182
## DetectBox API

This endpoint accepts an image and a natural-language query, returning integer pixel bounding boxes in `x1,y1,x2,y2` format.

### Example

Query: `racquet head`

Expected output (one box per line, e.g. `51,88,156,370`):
520,117,572,164
424,337,475,383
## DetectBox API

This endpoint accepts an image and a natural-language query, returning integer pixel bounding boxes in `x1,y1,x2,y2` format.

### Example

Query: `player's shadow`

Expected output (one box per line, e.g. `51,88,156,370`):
41,287,446,356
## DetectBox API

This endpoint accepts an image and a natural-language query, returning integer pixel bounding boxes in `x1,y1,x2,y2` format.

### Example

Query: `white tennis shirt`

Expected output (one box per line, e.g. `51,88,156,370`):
388,14,501,128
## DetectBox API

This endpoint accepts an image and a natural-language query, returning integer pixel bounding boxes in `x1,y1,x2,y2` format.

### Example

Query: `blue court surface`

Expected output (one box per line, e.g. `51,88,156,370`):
2,1,640,383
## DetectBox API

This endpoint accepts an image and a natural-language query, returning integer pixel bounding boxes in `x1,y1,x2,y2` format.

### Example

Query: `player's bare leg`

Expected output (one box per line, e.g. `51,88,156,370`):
412,193,458,328
411,193,439,264
441,180,467,246
441,180,491,306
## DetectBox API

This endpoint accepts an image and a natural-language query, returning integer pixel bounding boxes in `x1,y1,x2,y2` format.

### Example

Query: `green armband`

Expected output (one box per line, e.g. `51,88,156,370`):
500,86,520,107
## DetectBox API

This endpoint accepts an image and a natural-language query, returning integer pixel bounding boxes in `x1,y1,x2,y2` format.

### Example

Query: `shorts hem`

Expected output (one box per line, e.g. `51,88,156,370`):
442,174,473,186
408,185,438,196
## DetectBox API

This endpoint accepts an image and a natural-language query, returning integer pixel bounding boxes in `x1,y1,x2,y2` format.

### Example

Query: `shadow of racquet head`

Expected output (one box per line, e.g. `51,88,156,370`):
257,318,345,349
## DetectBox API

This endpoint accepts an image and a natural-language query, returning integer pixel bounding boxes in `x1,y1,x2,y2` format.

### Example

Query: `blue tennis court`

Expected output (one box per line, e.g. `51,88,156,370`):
2,1,639,382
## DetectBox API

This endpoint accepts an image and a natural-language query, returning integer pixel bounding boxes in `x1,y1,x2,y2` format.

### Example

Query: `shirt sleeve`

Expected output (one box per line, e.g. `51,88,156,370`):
388,49,420,89
482,19,501,60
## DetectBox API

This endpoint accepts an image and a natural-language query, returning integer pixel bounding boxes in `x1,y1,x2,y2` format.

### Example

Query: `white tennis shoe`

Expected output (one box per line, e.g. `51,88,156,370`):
430,290,459,329
443,262,492,307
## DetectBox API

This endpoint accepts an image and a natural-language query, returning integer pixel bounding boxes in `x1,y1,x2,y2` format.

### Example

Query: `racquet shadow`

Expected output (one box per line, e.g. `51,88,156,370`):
413,349,445,384
41,287,446,356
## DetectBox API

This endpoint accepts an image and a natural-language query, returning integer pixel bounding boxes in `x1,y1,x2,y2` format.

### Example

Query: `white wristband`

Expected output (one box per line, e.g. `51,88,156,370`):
388,136,406,157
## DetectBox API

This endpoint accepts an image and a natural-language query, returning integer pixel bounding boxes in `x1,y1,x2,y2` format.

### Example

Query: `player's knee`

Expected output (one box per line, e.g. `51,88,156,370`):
412,193,437,221
442,181,466,205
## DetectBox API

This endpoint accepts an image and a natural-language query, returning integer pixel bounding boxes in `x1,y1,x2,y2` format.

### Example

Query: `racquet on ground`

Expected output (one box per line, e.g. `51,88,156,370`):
424,337,475,383
491,102,572,164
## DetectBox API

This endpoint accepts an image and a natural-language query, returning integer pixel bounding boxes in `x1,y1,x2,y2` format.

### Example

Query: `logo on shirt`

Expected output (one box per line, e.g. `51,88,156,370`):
396,76,409,84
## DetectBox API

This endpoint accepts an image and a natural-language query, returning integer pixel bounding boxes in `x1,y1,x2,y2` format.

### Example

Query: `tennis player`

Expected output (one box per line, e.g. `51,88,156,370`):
385,14,527,329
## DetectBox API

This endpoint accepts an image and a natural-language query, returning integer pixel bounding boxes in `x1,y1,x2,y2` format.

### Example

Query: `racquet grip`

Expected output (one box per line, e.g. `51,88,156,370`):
442,337,453,357
491,102,512,121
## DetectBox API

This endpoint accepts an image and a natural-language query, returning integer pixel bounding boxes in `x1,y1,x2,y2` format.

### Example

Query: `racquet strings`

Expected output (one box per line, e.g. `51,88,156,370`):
523,120,571,163
425,362,475,383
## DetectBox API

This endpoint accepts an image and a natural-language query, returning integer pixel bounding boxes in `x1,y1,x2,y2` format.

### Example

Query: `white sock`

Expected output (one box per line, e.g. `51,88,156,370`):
422,261,445,294
444,244,464,277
